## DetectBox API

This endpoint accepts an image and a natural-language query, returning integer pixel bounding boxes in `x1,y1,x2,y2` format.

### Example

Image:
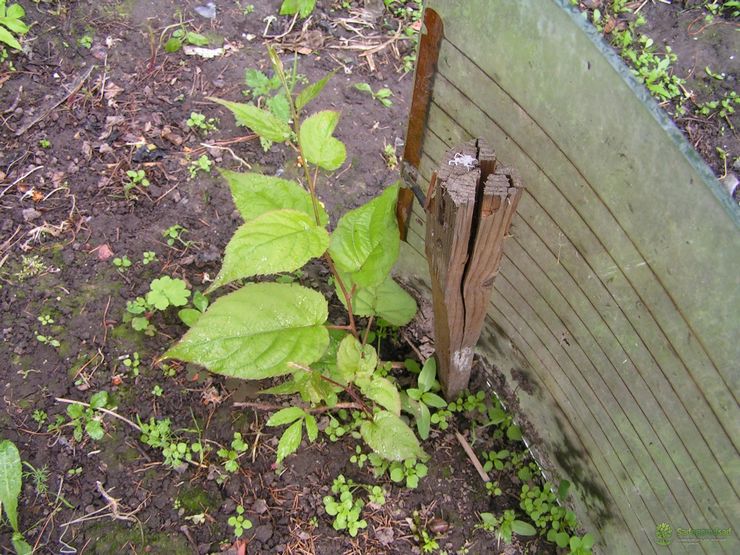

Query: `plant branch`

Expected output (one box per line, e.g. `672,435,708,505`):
287,362,372,417
362,315,375,348
233,401,362,413
55,398,142,432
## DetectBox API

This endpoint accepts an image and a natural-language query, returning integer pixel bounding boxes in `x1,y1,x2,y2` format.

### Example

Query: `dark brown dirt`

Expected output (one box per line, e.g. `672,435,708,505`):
0,1,732,554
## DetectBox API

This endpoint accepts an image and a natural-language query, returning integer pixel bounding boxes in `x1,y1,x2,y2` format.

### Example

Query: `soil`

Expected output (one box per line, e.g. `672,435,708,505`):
0,1,734,554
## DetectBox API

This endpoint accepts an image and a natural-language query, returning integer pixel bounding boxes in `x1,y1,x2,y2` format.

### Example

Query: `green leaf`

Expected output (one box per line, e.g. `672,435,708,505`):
276,420,303,465
305,414,318,441
244,69,275,97
164,37,182,52
299,111,346,171
507,424,523,441
192,291,209,312
353,82,372,94
86,420,104,440
209,97,291,143
336,335,377,384
11,533,32,555
266,407,306,426
511,520,536,537
329,183,400,287
220,170,328,225
165,283,329,379
295,71,335,113
147,276,191,310
132,316,150,331
361,377,401,416
360,411,426,462
557,479,571,501
0,25,21,50
418,357,436,392
178,308,202,327
279,0,316,18
0,440,21,531
89,391,109,409
342,275,417,326
207,209,329,292
421,392,447,409
185,31,208,46
417,402,431,440
267,93,291,122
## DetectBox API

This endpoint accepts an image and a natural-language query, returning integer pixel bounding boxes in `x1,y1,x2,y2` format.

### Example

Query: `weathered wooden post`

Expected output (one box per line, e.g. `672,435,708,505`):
425,139,523,399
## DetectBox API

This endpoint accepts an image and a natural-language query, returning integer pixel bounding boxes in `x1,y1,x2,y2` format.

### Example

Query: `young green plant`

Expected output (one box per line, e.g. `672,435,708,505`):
163,46,423,469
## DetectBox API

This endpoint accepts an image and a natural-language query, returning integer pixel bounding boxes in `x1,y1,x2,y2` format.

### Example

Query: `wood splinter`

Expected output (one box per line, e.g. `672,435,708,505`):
424,139,524,399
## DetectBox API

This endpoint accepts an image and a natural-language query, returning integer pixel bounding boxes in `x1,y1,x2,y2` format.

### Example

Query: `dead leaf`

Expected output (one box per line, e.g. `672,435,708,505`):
94,243,114,261
99,115,126,140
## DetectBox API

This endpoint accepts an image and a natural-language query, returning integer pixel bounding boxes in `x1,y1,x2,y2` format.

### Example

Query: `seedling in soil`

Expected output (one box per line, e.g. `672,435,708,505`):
37,314,53,325
162,224,191,248
239,2,255,15
402,357,447,440
126,276,192,334
38,138,51,148
22,461,50,496
486,481,503,497
78,33,93,49
696,91,738,128
122,352,141,376
186,111,218,134
477,510,536,545
65,390,111,442
164,26,209,53
138,416,173,449
123,169,150,199
350,445,368,468
165,46,425,471
189,154,213,179
151,384,164,397
142,250,157,265
383,142,398,170
217,432,248,472
67,466,82,477
36,334,60,347
14,254,48,281
32,409,48,426
482,449,510,472
113,255,132,271
389,457,428,489
228,505,253,538
322,475,368,537
354,82,394,107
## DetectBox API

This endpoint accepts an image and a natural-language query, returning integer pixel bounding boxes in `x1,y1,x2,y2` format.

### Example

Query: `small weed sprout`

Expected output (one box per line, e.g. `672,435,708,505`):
142,251,157,265
151,384,164,397
186,112,218,134
38,138,51,148
322,475,368,537
32,409,48,426
122,352,141,376
22,462,50,496
113,255,132,271
228,505,253,538
36,334,60,348
217,432,248,472
78,33,93,49
164,26,209,53
354,82,394,107
65,391,111,442
123,169,150,197
162,224,191,248
389,458,428,489
189,154,213,178
383,143,398,170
